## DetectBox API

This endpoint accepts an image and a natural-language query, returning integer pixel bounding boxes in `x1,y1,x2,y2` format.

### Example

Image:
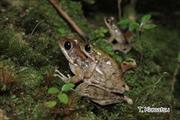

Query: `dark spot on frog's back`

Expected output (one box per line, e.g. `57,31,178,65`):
112,72,116,75
112,39,118,44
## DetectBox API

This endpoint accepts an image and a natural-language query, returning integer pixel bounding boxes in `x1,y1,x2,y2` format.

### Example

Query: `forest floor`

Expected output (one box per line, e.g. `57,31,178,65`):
0,0,180,120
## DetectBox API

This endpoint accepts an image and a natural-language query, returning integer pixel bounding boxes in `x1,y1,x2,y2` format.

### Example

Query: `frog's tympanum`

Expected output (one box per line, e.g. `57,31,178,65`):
55,37,136,105
104,16,133,54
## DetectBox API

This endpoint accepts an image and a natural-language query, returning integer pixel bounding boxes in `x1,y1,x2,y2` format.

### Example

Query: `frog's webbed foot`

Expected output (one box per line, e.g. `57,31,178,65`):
121,58,137,73
54,69,71,82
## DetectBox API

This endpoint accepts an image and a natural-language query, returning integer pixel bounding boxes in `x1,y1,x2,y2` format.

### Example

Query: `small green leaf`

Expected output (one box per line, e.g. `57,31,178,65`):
11,95,16,99
45,101,57,108
141,14,151,23
94,27,108,38
129,21,139,31
48,87,59,94
177,52,180,62
61,83,75,92
142,24,157,30
118,18,130,29
58,93,69,104
57,28,66,35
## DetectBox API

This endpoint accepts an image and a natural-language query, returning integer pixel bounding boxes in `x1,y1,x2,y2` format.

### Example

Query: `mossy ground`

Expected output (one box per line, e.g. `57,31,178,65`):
0,0,179,120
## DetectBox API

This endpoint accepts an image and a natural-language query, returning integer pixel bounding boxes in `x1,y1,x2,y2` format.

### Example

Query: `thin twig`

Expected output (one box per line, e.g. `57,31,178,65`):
48,0,88,43
169,63,179,120
171,64,179,92
117,0,122,20
30,20,44,36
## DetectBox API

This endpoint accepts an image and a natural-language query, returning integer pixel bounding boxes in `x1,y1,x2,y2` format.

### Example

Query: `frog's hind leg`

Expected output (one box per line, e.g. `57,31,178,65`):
120,58,136,73
113,43,132,54
76,83,126,106
91,98,120,106
122,96,133,104
92,95,133,105
108,36,115,43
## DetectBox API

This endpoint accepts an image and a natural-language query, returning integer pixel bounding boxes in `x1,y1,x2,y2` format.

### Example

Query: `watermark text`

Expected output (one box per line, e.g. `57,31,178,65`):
137,106,170,113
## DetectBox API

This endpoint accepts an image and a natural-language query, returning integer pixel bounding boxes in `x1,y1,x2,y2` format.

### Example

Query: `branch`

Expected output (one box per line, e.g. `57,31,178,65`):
171,64,179,93
117,0,122,20
48,0,89,42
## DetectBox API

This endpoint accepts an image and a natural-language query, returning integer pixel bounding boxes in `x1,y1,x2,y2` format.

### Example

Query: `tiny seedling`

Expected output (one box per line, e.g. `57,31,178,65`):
45,83,75,108
118,14,157,34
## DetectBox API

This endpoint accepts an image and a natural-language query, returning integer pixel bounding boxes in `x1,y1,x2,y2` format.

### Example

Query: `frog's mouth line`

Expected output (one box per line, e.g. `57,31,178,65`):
113,92,125,97
74,80,84,88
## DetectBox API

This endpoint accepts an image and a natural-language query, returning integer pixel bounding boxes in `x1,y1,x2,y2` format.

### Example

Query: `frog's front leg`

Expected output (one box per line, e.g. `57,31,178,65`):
108,35,115,43
54,69,83,83
54,69,71,82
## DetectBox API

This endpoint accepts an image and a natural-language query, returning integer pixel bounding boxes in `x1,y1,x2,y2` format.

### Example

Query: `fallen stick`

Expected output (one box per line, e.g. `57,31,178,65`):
48,0,89,42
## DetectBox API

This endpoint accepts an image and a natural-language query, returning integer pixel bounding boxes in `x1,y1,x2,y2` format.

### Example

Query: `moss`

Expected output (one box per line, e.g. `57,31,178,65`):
0,60,17,91
0,27,48,66
17,67,43,91
134,27,180,72
0,0,179,119
9,95,51,120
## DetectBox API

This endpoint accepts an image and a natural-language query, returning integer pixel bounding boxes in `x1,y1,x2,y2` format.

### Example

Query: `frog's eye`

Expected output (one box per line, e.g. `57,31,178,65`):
85,44,91,53
64,41,72,50
106,18,111,23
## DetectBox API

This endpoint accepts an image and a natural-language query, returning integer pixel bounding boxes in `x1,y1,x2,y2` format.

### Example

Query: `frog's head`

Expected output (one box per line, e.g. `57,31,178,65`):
104,16,115,28
58,37,96,67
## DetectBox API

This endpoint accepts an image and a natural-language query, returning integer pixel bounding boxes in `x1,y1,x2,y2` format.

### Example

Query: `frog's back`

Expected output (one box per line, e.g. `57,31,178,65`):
88,48,128,94
94,48,122,75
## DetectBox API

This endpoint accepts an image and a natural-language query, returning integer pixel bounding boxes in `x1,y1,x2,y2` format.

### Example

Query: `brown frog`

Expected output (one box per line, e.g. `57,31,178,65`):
104,16,133,54
55,37,136,105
